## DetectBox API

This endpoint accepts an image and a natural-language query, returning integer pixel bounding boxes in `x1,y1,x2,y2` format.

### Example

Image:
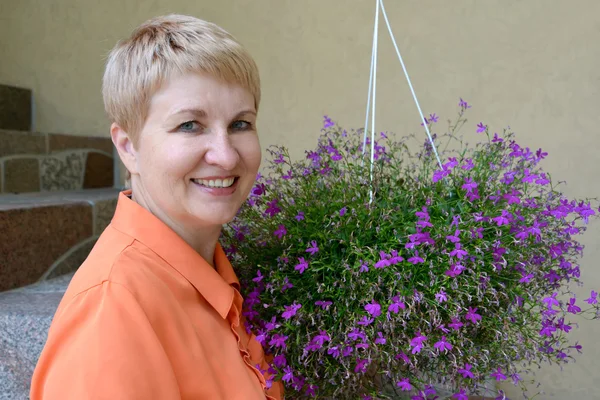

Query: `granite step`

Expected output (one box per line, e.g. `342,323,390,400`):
0,272,74,400
0,84,32,132
0,188,120,292
0,128,115,194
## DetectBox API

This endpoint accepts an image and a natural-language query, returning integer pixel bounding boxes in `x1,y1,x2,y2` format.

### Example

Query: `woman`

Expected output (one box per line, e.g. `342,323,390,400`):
30,14,283,400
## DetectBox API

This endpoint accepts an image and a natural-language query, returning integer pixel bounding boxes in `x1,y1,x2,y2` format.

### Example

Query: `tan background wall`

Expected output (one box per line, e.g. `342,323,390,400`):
2,0,599,398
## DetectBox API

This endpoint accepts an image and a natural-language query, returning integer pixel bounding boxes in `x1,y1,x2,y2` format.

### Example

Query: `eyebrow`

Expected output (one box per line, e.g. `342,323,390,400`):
168,108,257,119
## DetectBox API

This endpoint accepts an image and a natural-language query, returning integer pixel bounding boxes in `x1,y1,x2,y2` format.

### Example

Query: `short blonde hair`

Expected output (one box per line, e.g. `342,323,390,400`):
102,14,261,142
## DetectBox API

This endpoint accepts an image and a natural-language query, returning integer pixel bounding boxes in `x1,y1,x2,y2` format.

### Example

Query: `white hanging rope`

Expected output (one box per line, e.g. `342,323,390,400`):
363,0,380,204
378,0,443,169
363,0,444,188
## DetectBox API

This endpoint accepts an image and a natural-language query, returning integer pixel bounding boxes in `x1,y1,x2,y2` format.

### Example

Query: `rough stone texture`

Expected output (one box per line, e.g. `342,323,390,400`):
46,238,97,279
48,134,113,154
0,272,73,400
40,151,86,191
0,130,46,158
0,85,31,132
83,152,114,189
93,198,117,235
0,203,92,292
3,158,40,193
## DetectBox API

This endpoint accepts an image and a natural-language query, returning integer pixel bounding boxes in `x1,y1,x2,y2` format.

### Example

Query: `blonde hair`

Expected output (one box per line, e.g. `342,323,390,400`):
102,14,261,142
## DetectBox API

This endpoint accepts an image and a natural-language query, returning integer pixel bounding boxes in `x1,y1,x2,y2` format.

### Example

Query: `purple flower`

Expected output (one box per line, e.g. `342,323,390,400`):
577,202,596,224
281,277,293,291
251,183,267,196
585,290,598,305
252,271,264,283
461,158,475,170
543,293,559,309
465,307,482,324
365,301,382,318
339,206,347,216
446,229,461,243
348,328,366,342
449,243,468,259
269,333,289,349
445,263,466,278
434,336,453,352
357,316,374,326
273,354,287,368
315,300,333,310
490,368,507,381
388,296,406,314
306,240,319,255
407,251,425,264
410,333,427,354
457,363,474,379
354,358,369,373
273,224,287,239
396,378,412,391
374,251,391,268
359,260,369,273
536,173,550,185
305,384,317,397
295,211,305,221
435,290,448,303
282,366,294,383
567,297,581,314
453,389,469,400
476,122,487,133
374,332,387,345
323,115,334,128
327,346,340,358
294,257,309,274
519,273,534,283
265,199,281,217
282,302,302,320
433,168,450,183
459,98,471,109
492,210,511,226
462,177,478,192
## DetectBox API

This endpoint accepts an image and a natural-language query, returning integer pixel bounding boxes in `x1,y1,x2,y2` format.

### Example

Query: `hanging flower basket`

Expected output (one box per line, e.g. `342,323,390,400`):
222,102,600,399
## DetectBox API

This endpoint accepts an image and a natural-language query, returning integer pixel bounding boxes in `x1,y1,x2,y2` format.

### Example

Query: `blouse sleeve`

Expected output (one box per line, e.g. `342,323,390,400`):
30,281,180,400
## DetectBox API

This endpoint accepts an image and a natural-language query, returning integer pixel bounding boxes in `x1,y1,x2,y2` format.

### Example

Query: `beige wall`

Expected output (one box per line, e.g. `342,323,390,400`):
2,0,600,397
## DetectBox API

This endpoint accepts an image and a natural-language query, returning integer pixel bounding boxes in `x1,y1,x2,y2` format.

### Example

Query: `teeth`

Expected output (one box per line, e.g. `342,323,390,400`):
194,177,235,188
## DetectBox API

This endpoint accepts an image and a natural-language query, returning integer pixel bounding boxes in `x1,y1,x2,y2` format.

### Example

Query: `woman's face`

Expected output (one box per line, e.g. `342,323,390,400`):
125,71,261,231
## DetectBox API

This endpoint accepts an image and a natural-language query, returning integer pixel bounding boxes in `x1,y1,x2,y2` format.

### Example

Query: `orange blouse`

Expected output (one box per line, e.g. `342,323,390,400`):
30,190,283,400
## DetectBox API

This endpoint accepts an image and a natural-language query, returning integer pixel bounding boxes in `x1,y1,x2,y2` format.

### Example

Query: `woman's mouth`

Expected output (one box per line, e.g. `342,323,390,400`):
190,176,240,196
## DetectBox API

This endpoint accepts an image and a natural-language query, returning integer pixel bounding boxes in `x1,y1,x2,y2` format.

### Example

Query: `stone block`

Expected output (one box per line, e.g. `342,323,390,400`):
0,84,32,131
0,272,73,399
46,238,98,279
93,198,117,235
3,158,40,193
0,203,92,291
0,130,46,158
83,152,113,189
48,133,113,154
40,151,86,191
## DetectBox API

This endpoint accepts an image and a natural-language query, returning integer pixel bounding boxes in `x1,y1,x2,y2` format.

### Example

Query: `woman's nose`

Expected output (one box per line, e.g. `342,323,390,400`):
204,129,240,171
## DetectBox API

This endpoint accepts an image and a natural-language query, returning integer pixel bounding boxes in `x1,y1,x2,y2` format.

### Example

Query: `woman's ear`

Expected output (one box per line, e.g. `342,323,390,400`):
110,123,139,176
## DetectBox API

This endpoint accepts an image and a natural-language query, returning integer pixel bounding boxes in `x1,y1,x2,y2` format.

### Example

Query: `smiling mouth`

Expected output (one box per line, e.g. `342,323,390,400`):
191,177,239,188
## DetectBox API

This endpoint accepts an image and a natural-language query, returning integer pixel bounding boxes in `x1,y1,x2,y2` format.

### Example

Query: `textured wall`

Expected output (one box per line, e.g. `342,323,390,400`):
1,0,600,398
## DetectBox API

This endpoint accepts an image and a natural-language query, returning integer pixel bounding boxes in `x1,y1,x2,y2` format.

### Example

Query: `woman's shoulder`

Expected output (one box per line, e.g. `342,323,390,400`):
58,226,177,313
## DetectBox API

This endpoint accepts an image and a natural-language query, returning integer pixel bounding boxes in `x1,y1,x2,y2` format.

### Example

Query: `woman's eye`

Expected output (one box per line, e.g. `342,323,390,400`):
231,120,252,131
178,121,199,132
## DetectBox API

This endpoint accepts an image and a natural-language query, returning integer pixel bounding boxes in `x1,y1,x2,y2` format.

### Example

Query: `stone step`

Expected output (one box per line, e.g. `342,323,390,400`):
0,272,73,400
0,84,32,132
0,188,120,292
0,129,114,194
